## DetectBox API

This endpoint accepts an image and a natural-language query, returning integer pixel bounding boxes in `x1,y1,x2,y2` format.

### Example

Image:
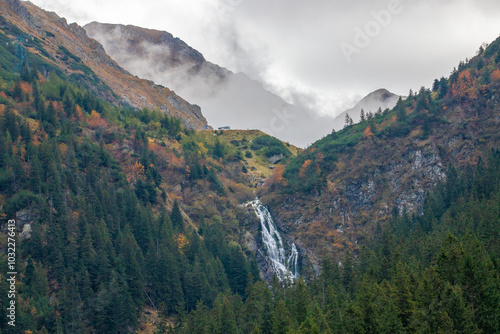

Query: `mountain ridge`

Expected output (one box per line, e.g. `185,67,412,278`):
84,21,337,147
1,0,208,129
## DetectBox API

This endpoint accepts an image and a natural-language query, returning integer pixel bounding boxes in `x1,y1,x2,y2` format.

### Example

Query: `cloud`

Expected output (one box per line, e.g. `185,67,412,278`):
84,22,335,147
28,0,500,121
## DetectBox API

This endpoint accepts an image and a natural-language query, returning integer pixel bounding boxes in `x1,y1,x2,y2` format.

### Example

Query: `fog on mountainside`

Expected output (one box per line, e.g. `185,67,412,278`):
331,89,400,131
84,22,357,147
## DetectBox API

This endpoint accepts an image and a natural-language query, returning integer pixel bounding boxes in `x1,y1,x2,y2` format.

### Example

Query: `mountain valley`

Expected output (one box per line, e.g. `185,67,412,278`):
0,0,498,333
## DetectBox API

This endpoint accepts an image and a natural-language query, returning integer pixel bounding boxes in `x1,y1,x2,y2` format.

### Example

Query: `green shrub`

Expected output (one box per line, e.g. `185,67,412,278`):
250,135,290,158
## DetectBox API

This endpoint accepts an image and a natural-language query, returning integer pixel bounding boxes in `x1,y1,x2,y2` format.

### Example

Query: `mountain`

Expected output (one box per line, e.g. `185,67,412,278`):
332,88,400,130
0,0,207,129
0,1,301,331
260,41,500,265
0,0,499,332
84,22,335,147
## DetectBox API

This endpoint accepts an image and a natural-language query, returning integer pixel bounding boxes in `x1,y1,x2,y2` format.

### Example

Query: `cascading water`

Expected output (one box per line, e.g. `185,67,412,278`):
249,198,299,281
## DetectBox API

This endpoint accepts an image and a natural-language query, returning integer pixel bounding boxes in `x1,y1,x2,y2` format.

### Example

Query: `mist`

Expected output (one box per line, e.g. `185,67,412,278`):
29,0,500,125
85,22,337,147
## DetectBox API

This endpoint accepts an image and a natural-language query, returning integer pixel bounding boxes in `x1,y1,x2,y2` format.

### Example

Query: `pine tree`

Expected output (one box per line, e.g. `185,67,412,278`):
214,292,239,334
62,89,76,116
79,223,97,285
135,178,147,202
11,80,23,101
3,104,20,140
213,138,225,159
344,113,354,128
307,302,331,334
376,281,404,333
342,252,357,296
343,302,366,334
437,233,463,285
46,100,57,126
59,277,84,334
298,316,322,334
440,283,480,333
119,227,145,304
0,135,6,168
292,277,310,324
23,257,35,295
272,300,292,334
241,281,273,333
397,104,406,123
28,222,43,260
226,245,249,296
153,247,184,314
392,262,416,330
183,257,207,312
460,235,500,333
171,200,184,231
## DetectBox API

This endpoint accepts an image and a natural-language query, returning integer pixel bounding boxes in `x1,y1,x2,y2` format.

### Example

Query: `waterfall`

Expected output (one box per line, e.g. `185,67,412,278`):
249,198,299,281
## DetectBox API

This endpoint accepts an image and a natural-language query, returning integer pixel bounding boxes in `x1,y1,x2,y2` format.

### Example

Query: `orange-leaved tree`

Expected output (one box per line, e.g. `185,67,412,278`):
299,159,312,178
363,126,374,138
491,68,500,82
451,69,478,101
88,110,107,131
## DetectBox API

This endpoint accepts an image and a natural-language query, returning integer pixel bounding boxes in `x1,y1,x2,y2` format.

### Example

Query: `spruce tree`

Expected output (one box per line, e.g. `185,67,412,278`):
171,200,183,231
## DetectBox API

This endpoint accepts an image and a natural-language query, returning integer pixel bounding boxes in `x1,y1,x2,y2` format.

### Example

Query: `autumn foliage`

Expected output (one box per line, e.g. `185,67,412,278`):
129,161,145,182
20,82,33,96
451,69,478,101
267,164,287,187
363,126,374,138
175,233,190,254
299,159,313,178
88,110,107,130
491,68,500,82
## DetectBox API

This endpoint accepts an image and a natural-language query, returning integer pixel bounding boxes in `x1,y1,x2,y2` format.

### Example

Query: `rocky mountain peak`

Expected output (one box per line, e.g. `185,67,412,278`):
85,22,206,68
332,88,400,130
365,88,396,102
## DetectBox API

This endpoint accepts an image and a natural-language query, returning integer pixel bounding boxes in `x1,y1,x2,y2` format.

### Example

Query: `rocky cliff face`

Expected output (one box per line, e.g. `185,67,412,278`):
84,22,222,78
263,139,449,265
3,0,31,22
0,0,208,129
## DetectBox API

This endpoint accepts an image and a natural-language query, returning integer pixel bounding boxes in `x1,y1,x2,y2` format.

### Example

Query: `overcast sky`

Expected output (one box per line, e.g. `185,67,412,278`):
27,0,500,117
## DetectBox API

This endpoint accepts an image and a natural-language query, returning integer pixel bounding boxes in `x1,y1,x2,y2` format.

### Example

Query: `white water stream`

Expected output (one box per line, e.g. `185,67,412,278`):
249,198,299,281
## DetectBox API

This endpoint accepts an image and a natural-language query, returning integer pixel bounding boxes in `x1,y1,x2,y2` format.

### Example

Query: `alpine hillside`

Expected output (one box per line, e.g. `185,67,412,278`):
0,0,207,129
0,0,304,332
